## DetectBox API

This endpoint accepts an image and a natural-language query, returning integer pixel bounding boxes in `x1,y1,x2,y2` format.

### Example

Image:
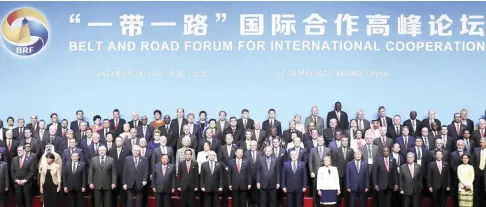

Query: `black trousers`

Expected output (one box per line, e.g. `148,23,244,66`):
431,188,447,207
67,190,84,207
204,191,219,207
450,177,459,207
126,189,143,207
474,174,486,207
0,192,5,207
113,179,126,207
391,190,402,207
155,192,171,207
180,189,196,207
260,188,276,207
378,189,392,207
14,183,32,207
338,177,347,206
349,191,366,207
311,178,319,207
231,189,248,207
403,193,420,207
286,191,303,207
248,181,259,205
94,189,112,207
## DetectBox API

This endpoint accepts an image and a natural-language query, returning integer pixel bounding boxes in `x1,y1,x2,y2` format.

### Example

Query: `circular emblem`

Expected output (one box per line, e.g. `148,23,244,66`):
1,8,49,56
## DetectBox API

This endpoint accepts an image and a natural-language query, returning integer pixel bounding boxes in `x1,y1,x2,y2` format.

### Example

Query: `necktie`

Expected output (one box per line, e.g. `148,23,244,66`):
252,151,256,164
166,125,169,132
332,128,335,135
267,158,271,171
359,120,363,130
418,148,422,160
142,148,145,156
104,129,107,137
132,139,135,146
101,156,105,165
292,162,297,173
337,112,340,121
71,149,75,154
163,165,166,176
20,128,23,135
396,126,399,134
50,136,54,143
62,129,66,137
73,162,77,173
438,162,442,174
382,118,386,127
8,141,11,152
410,165,414,178
368,145,372,158
210,161,214,174
319,147,323,158
244,119,247,129
135,158,139,168
412,120,415,130
115,119,118,129
270,120,274,127
95,144,98,152
385,158,389,172
117,149,120,159
404,137,408,147
343,148,346,158
135,121,138,128
424,138,428,149
81,131,85,137
356,161,360,172
480,149,486,170
314,117,317,125
237,160,241,173
382,138,386,146
162,147,166,154
456,124,460,136
19,156,23,168
466,140,470,151
186,161,190,173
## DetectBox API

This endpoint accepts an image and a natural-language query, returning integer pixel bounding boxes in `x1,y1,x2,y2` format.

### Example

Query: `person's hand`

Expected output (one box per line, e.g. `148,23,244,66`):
150,175,152,180
171,189,175,193
111,184,116,189
248,185,251,190
347,189,351,193
218,188,223,192
153,188,156,193
302,188,306,192
400,191,404,195
375,185,379,191
277,184,280,189
89,184,94,189
142,181,147,186
64,187,68,193
257,183,260,189
40,187,43,194
318,191,322,196
394,185,398,191
337,190,341,195
429,187,433,193
123,185,127,190
14,180,20,185
201,188,205,192
282,188,287,193
57,185,61,192
310,173,315,178
194,188,198,191
82,188,86,193
447,187,450,191
229,186,232,190
225,167,228,171
4,188,7,192
177,188,181,191
365,188,368,193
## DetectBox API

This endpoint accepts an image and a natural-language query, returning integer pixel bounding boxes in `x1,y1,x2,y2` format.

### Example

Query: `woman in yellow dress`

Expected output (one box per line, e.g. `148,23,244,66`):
457,154,474,207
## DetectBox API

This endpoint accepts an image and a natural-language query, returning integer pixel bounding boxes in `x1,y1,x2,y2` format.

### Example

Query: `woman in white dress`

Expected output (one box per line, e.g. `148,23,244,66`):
317,156,340,206
294,114,306,133
457,154,474,207
350,130,365,151
196,141,217,173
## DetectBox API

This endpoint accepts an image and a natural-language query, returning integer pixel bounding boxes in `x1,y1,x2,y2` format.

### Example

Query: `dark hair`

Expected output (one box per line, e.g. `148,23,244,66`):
208,119,217,124
103,119,110,122
154,110,162,115
61,119,68,123
203,141,211,148
219,111,227,116
23,143,31,147
241,109,249,114
7,117,14,122
441,125,448,128
45,153,55,160
113,109,120,113
268,108,276,114
85,128,92,132
184,149,193,155
199,111,207,116
161,154,168,159
272,137,281,142
229,116,237,121
76,110,84,115
236,147,244,152
378,106,385,111
435,149,443,155
106,132,114,137
93,115,102,122
50,113,58,118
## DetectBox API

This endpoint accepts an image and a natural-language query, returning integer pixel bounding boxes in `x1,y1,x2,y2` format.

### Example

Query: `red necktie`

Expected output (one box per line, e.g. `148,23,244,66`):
456,124,460,135
115,120,119,129
62,129,65,137
385,158,389,172
237,160,241,173
186,161,190,173
7,141,11,152
482,129,485,137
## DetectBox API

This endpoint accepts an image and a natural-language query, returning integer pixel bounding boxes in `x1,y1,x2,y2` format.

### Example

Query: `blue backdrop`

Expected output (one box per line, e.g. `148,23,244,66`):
1,1,485,125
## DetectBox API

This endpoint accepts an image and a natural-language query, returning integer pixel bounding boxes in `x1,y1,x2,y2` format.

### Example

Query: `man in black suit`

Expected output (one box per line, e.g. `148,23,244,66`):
224,117,243,143
228,147,252,207
26,115,38,134
4,130,19,167
0,153,8,207
13,118,26,140
462,130,476,154
88,146,116,207
33,120,47,141
41,125,62,154
373,147,398,207
326,101,349,130
373,127,393,156
283,120,303,145
128,112,140,129
63,152,86,207
46,113,62,136
377,106,393,129
356,110,371,131
257,146,280,207
252,121,266,149
403,111,422,137
419,127,435,151
427,150,450,207
60,119,70,138
421,110,441,131
473,119,486,145
152,154,175,207
448,113,467,139
107,137,130,207
331,137,354,206
262,109,282,137
110,109,126,136
11,145,35,207
99,119,113,142
400,152,422,207
170,108,189,145
71,110,89,133
123,145,149,207
429,139,449,162
438,125,456,153
457,109,475,133
200,151,223,207
177,149,199,207
237,109,254,130
137,115,154,142
323,119,339,145
19,128,40,155
387,115,402,139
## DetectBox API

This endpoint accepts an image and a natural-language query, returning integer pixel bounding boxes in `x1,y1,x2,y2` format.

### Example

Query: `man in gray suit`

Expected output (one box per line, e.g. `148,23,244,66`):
356,110,371,131
400,152,422,207
88,146,116,207
304,106,325,134
360,135,379,205
373,127,394,156
308,136,330,207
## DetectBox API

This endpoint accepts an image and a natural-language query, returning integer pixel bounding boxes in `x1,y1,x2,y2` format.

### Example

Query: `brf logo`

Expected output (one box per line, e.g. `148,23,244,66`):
1,7,49,56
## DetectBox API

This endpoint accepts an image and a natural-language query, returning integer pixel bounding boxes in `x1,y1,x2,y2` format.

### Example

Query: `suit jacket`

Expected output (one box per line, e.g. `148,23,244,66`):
137,125,154,142
281,161,307,192
215,120,230,139
152,163,176,193
427,161,450,190
123,138,141,151
151,146,174,166
399,163,422,195
128,120,141,129
373,156,398,190
421,119,442,131
123,156,149,191
257,156,280,189
19,137,40,154
429,149,449,162
346,160,369,192
228,158,252,190
10,155,35,183
379,117,393,129
360,144,379,170
283,129,303,145
223,127,244,143
403,119,422,137
237,118,254,130
0,162,9,193
272,147,287,167
198,138,220,154
200,161,223,192
437,135,456,152
387,125,403,139
322,128,337,145
447,123,467,139
176,135,198,150
450,151,464,176
395,136,415,157
262,119,282,137
12,127,26,140
110,118,127,135
356,119,371,131
218,144,236,172
62,161,87,191
419,135,436,151
107,147,130,178
170,118,189,142
287,147,308,162
56,137,69,155
98,128,114,141
243,150,260,181
304,116,325,134
33,130,48,141
88,156,116,190
303,139,318,149
451,119,474,135
85,143,106,162
4,139,19,164
26,123,38,133
407,147,430,177
308,146,331,175
70,120,89,132
252,129,266,149
178,160,199,189
331,147,354,178
472,147,486,174
188,123,202,139
62,148,85,164
46,122,62,136
326,110,349,130
373,137,393,156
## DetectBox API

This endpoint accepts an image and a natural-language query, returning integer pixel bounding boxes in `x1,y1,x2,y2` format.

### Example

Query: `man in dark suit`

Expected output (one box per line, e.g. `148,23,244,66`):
473,119,486,145
438,125,456,152
400,152,422,207
462,130,476,154
63,138,85,164
13,118,26,140
123,128,140,151
252,121,266,149
387,115,402,139
308,137,330,207
4,130,19,167
448,113,467,139
107,137,130,207
331,137,354,206
427,150,450,207
198,130,220,154
74,122,89,143
262,109,282,137
224,117,243,143
472,138,486,207
395,127,415,157
110,109,126,136
228,147,252,207
151,135,174,165
0,152,9,207
99,119,113,142
215,111,230,139
123,145,149,207
177,149,199,207
62,152,86,207
152,154,175,207
41,125,62,154
257,146,280,207
281,150,307,207
170,108,189,145
193,112,206,139
60,119,70,138
19,128,40,155
10,145,35,207
33,120,47,141
138,115,154,142
419,127,436,151
85,134,106,165
373,147,398,207
373,127,393,156
88,146,116,207
346,150,369,207
200,151,223,207
128,112,140,129
287,137,308,162
323,119,339,145
356,110,371,131
243,140,260,207
403,111,422,137
429,139,449,162
46,113,62,136
71,110,89,133
283,121,303,145
407,137,429,193
218,134,237,207
456,109,475,133
327,101,349,130
26,115,38,134
421,110,441,131
237,109,254,130
378,106,393,129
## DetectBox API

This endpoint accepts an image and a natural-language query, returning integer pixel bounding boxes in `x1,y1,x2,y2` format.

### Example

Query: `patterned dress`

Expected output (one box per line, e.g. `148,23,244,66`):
457,164,474,207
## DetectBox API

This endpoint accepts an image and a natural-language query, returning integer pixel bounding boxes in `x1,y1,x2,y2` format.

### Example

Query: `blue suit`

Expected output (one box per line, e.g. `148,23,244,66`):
286,147,308,162
346,160,369,207
395,136,415,156
281,161,307,207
